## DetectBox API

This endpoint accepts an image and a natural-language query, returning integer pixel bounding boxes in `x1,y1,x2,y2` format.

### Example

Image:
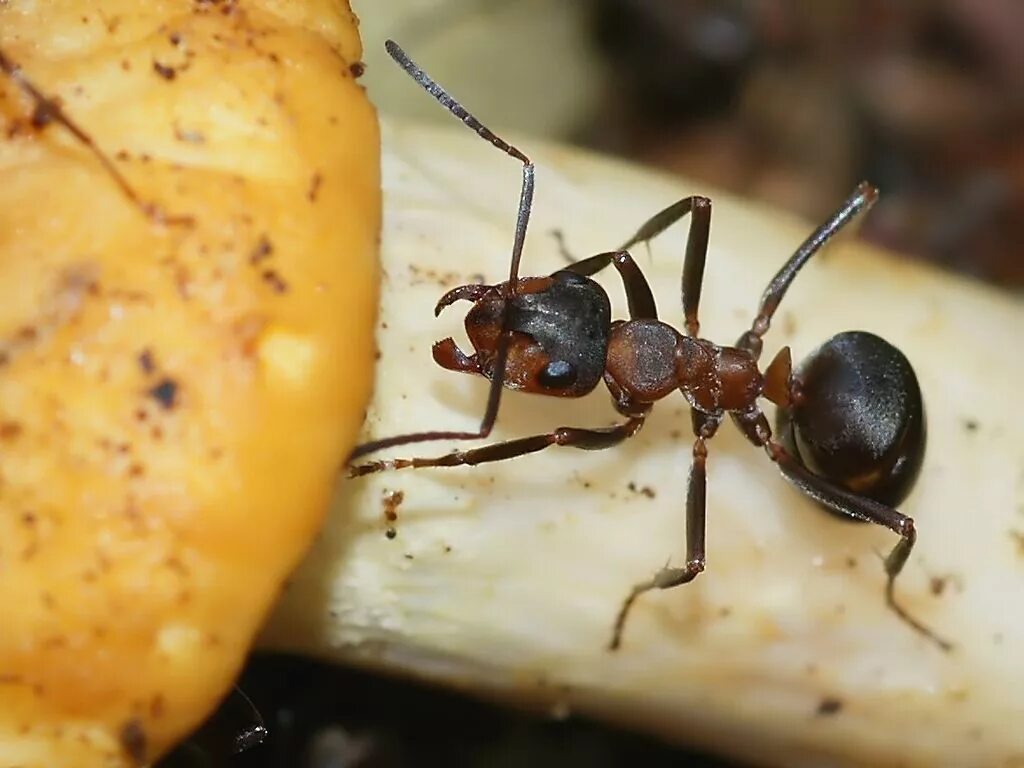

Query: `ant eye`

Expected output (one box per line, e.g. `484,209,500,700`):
538,359,577,389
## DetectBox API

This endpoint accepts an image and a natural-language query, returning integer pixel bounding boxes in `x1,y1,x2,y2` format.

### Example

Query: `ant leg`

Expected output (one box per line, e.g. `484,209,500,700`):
731,408,952,651
348,411,648,477
563,250,657,320
737,182,878,359
353,43,537,462
609,410,722,651
621,196,711,338
550,229,577,263
0,47,188,225
556,197,711,335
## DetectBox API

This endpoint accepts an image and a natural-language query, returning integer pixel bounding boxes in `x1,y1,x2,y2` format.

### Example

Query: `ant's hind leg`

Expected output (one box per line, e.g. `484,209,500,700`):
731,407,952,652
609,410,722,651
737,182,878,359
769,440,952,652
349,412,648,478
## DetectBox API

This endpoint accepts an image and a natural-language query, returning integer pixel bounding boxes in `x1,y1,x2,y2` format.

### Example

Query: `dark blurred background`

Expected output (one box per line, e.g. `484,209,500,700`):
161,2,1022,766
582,0,1024,287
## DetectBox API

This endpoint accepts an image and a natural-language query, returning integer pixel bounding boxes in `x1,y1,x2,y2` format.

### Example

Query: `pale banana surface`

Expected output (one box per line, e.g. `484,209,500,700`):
263,119,1024,768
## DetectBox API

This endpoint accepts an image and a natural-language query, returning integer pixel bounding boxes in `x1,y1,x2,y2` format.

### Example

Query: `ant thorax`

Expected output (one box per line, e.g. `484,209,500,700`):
606,321,762,413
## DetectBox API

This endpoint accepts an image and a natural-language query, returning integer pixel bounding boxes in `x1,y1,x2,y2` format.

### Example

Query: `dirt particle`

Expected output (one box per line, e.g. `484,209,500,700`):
816,697,843,717
152,61,176,80
148,378,179,410
307,172,323,202
138,348,156,375
382,490,404,523
261,269,289,294
963,418,979,432
930,576,948,596
1010,530,1024,558
173,124,205,144
627,481,656,499
249,235,274,264
119,719,147,766
349,61,366,78
0,421,23,440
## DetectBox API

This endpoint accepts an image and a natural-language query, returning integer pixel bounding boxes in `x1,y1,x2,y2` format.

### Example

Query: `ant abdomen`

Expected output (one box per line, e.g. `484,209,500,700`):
776,330,926,509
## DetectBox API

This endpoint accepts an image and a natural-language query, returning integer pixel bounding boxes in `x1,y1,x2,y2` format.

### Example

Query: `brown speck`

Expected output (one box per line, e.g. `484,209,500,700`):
349,61,366,78
173,125,205,144
816,697,843,717
930,576,948,596
1010,530,1024,557
148,378,179,410
404,553,414,560
385,527,397,540
627,481,656,499
169,31,182,46
250,235,274,264
382,489,404,523
0,421,22,440
444,545,453,554
120,719,147,766
138,348,156,375
846,556,858,568
307,172,323,202
261,269,289,294
963,418,979,432
152,61,176,80
150,694,166,718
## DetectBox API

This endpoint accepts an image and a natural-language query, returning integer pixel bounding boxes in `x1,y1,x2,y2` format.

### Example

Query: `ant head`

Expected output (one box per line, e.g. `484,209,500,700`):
435,273,611,398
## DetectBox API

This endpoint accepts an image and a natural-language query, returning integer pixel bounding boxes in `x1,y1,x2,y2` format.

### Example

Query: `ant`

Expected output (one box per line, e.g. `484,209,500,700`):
0,46,189,225
353,39,948,653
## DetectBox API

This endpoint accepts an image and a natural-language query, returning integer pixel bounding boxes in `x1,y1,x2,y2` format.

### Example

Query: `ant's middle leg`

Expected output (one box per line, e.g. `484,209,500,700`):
557,198,712,337
730,407,952,651
561,250,657,320
609,409,722,651
348,410,648,478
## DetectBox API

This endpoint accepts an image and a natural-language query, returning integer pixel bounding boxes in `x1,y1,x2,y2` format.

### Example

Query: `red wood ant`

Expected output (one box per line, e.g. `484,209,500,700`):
354,40,950,653
0,46,188,225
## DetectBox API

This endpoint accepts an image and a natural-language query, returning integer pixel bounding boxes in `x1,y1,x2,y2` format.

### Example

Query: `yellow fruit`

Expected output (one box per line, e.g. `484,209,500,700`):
0,2,379,765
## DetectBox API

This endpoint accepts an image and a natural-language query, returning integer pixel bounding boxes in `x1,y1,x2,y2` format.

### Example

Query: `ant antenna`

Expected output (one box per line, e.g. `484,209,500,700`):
349,41,536,461
0,46,191,226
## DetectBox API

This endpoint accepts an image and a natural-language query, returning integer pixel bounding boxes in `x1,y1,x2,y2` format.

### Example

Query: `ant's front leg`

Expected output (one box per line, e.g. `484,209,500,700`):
609,409,722,651
731,408,953,652
348,410,648,478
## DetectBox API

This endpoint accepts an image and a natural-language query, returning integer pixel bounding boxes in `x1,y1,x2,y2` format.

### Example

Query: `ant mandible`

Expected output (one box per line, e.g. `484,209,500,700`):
350,40,951,653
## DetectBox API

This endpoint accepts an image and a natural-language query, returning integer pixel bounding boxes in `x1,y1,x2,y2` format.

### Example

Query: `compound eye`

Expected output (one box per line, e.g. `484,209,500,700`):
538,359,577,389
